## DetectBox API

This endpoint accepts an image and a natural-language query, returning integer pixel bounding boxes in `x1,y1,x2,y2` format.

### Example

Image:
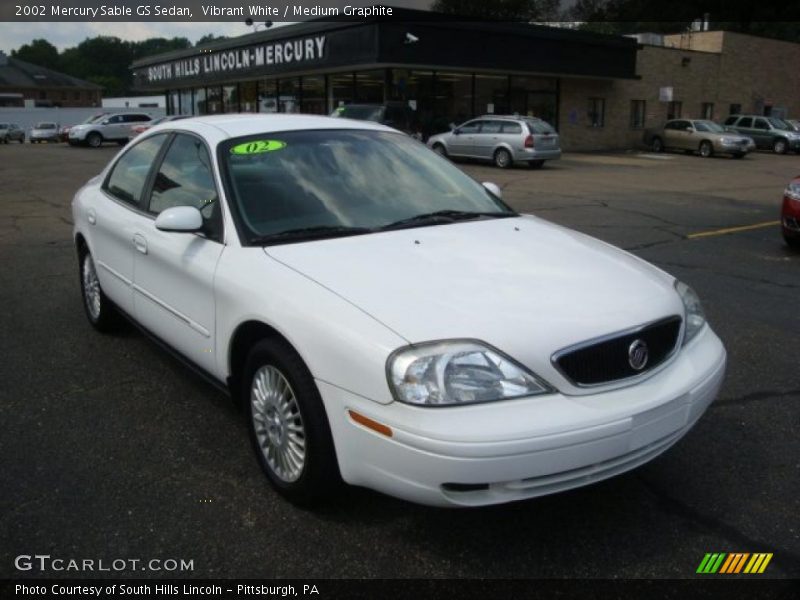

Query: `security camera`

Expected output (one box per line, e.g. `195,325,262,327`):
404,32,419,44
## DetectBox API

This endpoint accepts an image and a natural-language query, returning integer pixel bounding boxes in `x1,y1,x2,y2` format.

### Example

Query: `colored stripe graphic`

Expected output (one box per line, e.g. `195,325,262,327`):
719,553,749,573
698,553,773,574
697,553,726,573
744,553,773,574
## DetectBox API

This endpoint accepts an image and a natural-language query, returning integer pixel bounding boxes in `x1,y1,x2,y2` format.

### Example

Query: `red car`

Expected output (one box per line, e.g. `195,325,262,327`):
782,176,800,249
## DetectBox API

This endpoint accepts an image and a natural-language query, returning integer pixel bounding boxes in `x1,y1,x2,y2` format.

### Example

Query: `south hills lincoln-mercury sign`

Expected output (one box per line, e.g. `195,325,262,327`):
145,35,327,84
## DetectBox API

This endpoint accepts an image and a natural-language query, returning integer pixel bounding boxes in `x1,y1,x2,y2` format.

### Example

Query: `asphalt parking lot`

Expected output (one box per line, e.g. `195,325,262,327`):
1,142,798,580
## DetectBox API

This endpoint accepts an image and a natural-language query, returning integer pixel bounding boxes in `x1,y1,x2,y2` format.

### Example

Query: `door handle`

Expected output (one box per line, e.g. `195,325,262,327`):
87,208,96,225
133,233,147,255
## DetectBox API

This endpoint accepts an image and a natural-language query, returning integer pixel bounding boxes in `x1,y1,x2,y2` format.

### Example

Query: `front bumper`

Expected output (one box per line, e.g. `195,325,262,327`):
717,140,750,154
782,196,800,239
320,325,726,507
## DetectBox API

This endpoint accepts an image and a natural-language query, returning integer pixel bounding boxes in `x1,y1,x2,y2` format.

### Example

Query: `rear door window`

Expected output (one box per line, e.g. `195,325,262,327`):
479,121,503,134
500,122,522,134
738,117,753,128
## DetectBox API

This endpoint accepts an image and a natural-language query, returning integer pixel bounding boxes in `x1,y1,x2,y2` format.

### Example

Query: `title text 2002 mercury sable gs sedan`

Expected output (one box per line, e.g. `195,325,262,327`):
72,115,726,507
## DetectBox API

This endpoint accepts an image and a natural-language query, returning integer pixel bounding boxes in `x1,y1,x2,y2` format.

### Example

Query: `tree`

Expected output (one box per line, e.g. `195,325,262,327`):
568,0,800,42
10,39,60,70
196,34,228,46
430,0,561,20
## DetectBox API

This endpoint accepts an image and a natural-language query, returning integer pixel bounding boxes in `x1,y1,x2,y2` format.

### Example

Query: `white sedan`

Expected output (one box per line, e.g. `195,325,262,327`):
72,115,726,507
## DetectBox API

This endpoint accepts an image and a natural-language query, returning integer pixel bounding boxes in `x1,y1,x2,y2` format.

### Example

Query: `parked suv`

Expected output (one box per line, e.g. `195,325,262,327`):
427,116,561,168
0,122,25,143
723,115,800,154
68,112,152,147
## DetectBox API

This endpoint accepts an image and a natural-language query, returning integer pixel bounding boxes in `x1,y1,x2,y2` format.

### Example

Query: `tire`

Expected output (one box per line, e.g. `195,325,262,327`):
79,249,123,332
432,143,447,158
773,138,788,154
528,159,545,169
732,153,745,159
19,136,25,144
243,337,341,506
699,141,713,158
86,132,103,148
652,137,664,153
785,234,800,250
494,148,513,169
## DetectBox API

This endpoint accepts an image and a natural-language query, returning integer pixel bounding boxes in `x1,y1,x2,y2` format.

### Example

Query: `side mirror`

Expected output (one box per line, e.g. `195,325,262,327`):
482,182,502,199
685,126,693,132
155,206,203,233
452,128,461,135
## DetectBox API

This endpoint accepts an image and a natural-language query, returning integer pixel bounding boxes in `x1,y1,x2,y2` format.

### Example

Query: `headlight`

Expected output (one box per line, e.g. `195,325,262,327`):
785,182,800,201
387,340,553,406
721,137,735,144
675,281,706,345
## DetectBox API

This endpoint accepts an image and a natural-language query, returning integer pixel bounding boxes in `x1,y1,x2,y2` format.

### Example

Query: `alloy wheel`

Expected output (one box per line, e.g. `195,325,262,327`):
250,365,306,483
495,149,512,168
82,254,101,321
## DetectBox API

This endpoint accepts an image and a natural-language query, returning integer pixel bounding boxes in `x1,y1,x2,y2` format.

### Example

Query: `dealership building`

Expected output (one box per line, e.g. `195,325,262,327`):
131,11,800,150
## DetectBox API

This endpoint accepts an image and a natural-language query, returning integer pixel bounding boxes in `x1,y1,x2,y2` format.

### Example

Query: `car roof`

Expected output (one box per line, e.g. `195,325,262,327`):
156,114,394,138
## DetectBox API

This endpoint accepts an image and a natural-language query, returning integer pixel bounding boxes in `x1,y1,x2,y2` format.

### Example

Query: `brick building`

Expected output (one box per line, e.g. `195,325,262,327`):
0,51,102,108
130,12,800,151
561,30,800,150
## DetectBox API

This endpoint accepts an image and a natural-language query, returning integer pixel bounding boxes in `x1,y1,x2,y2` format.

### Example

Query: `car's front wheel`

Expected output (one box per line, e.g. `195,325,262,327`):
79,249,122,332
244,338,340,506
432,143,447,158
699,141,713,158
651,137,664,153
773,138,788,154
494,148,513,169
86,132,103,148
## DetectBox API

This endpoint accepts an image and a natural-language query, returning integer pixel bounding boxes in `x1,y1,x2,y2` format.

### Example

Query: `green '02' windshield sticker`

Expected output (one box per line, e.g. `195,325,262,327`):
230,140,286,155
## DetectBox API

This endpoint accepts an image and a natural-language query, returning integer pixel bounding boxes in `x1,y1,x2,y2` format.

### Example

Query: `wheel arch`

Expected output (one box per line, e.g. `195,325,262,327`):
227,319,306,400
75,232,89,257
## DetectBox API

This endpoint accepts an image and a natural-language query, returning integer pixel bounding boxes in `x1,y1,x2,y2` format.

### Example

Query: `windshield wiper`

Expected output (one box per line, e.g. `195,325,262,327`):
251,225,373,245
380,209,517,231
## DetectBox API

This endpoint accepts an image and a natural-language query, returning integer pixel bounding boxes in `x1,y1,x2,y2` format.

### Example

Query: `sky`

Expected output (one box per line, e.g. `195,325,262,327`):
0,22,277,53
0,0,436,53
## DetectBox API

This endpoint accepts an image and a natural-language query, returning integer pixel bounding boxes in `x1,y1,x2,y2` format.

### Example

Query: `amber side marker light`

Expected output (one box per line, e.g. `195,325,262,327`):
348,410,393,437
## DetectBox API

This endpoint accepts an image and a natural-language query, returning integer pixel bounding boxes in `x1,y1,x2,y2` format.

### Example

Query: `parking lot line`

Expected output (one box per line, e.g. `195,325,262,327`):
687,221,780,239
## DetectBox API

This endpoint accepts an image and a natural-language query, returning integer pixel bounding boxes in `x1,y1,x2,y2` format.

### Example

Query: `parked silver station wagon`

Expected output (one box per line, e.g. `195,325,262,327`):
427,116,561,168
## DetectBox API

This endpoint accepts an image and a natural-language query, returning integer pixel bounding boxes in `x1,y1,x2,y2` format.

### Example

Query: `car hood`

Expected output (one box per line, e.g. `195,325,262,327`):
264,215,684,393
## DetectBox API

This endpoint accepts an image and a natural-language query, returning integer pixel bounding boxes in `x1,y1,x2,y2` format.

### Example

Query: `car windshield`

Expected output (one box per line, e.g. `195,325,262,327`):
524,119,555,134
768,117,790,129
331,106,384,122
35,123,56,129
222,130,513,244
693,121,725,133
